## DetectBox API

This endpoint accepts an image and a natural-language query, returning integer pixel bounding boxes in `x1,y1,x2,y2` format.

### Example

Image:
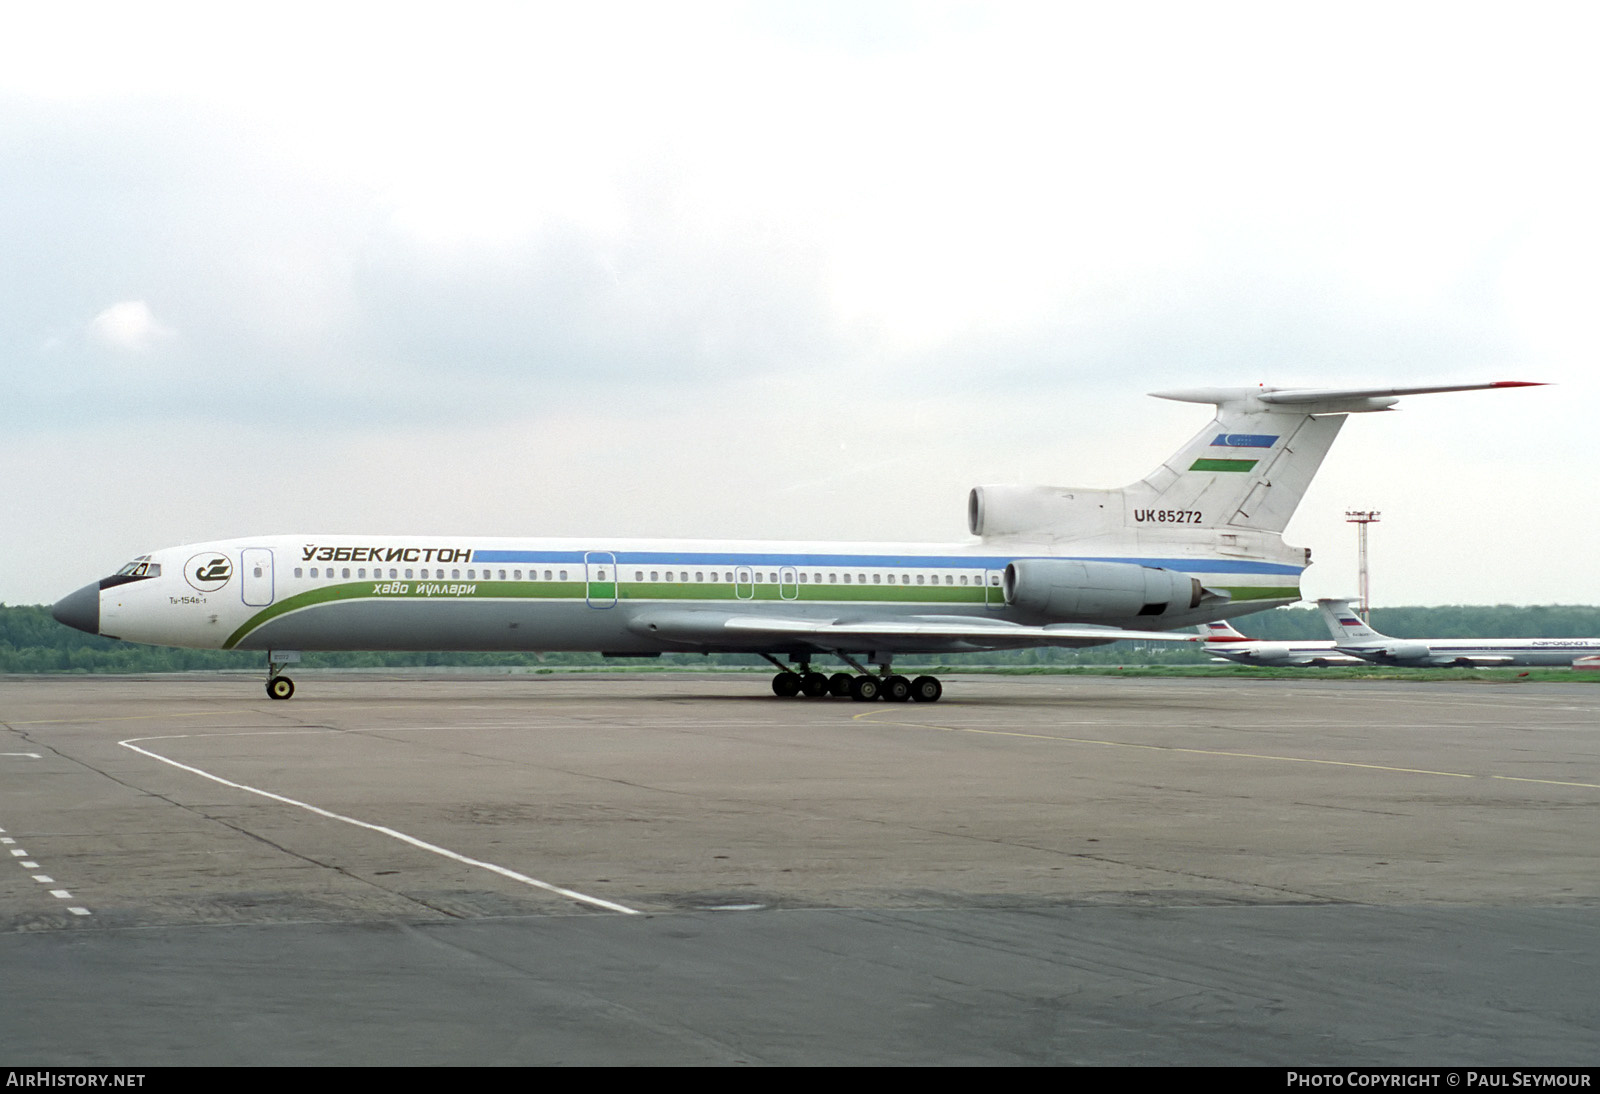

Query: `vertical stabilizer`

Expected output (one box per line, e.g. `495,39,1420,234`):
1134,390,1348,532
1316,598,1387,644
969,381,1541,544
1139,382,1542,534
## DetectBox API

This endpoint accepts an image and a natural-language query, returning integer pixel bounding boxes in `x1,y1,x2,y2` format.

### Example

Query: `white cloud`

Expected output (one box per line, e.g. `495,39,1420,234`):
88,300,177,352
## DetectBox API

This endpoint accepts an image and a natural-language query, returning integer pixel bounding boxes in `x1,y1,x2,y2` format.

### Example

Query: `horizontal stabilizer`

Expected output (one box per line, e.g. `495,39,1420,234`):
1152,380,1545,414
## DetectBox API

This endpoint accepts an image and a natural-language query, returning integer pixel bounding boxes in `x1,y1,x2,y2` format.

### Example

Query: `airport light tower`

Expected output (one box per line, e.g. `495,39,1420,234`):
1345,510,1381,621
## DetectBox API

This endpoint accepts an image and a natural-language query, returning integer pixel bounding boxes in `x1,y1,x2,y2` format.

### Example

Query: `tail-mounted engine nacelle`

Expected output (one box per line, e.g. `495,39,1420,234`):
1003,558,1204,622
1384,642,1431,663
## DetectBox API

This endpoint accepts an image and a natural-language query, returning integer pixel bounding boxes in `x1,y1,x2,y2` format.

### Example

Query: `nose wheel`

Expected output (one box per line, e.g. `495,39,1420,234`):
265,652,299,700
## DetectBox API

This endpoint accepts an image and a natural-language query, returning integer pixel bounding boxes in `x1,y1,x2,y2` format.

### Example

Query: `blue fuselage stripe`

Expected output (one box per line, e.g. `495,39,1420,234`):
467,549,1304,576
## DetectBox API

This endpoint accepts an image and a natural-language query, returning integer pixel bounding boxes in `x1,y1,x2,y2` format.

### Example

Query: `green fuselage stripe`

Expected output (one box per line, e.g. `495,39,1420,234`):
223,579,1300,649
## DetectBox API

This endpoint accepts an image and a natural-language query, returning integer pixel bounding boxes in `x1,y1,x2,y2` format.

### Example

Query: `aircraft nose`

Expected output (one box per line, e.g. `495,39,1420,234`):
51,583,100,635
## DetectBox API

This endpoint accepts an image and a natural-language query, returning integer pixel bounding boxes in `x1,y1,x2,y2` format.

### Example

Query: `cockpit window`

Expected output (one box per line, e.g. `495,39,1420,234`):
114,556,161,578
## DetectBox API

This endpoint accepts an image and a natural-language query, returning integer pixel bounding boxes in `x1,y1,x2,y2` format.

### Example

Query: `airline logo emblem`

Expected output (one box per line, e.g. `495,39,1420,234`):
186,553,233,592
1210,434,1278,448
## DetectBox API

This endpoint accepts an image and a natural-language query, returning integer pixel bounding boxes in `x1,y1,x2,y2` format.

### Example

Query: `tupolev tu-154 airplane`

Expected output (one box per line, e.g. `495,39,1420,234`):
52,381,1541,701
1316,598,1600,668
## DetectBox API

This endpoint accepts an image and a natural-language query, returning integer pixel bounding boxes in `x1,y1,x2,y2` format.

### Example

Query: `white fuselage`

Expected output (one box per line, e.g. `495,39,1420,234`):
75,533,1304,655
1203,638,1362,667
1333,637,1600,668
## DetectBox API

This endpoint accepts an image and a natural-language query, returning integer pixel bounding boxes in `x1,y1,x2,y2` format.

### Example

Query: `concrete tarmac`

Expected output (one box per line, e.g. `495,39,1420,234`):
2,672,1596,1064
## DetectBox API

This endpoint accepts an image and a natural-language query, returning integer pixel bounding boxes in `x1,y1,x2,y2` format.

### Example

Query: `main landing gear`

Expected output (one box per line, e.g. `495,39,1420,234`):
761,655,943,703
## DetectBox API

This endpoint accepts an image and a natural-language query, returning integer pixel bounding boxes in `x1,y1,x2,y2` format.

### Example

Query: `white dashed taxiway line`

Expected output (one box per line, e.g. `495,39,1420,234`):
1,826,91,916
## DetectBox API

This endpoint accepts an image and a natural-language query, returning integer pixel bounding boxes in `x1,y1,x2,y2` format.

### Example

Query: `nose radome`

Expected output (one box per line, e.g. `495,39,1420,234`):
51,583,100,635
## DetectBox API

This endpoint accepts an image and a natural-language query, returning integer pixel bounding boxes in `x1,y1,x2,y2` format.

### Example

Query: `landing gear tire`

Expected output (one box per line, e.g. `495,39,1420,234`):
880,675,911,703
910,675,943,703
828,673,854,698
850,675,881,702
772,673,802,698
267,675,295,701
800,672,830,698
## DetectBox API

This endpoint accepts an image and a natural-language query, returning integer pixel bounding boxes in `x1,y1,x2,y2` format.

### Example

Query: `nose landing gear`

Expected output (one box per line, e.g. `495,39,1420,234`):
265,651,300,700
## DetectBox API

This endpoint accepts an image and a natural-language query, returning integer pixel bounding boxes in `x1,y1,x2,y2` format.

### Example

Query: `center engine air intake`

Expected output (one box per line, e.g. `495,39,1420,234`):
1003,558,1204,621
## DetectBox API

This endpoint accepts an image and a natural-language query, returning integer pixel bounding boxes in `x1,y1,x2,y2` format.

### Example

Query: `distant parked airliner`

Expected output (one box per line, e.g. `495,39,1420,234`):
1317,599,1600,667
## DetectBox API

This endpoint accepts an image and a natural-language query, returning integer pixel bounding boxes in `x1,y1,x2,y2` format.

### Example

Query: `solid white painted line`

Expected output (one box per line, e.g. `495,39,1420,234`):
1,837,13,844
120,735,641,916
69,908,90,916
32,875,54,884
20,861,38,869
49,889,72,899
10,849,27,857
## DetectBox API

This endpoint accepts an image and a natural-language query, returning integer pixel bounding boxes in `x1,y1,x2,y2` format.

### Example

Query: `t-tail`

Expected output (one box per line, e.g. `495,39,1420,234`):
1199,619,1251,643
1316,598,1387,645
969,383,1544,547
966,381,1542,614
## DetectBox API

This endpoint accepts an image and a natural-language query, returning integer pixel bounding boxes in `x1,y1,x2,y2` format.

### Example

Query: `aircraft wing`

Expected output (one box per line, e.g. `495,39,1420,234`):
627,610,1199,652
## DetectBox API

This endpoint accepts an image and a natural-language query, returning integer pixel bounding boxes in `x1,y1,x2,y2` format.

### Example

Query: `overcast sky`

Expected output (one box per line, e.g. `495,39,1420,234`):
4,1,1596,608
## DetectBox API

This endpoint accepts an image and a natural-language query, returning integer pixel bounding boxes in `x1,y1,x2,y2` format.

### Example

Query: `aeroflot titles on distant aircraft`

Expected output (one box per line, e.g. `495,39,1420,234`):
51,381,1543,702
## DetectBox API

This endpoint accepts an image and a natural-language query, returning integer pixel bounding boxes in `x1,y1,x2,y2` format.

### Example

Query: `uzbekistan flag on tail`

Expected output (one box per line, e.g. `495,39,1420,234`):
1190,434,1279,473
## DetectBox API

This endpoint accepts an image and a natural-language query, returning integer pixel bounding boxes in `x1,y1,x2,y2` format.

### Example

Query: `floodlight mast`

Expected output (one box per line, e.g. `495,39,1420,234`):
1345,510,1381,621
